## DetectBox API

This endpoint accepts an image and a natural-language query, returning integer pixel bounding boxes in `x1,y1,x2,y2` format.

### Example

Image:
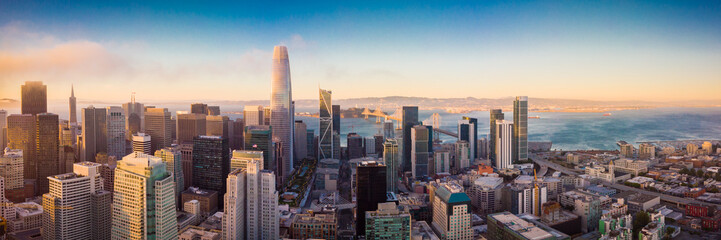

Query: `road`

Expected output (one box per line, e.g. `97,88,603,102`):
529,154,579,176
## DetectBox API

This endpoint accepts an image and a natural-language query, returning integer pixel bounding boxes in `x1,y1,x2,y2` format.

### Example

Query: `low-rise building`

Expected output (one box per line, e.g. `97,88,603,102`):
487,212,566,240
179,226,221,240
290,208,337,240
365,202,411,239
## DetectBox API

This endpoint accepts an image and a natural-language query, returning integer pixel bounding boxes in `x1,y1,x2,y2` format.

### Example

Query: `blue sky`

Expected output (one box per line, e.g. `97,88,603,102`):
1,1,720,102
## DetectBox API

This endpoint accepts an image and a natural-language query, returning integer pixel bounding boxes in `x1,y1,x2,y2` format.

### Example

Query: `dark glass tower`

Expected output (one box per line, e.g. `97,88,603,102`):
319,89,333,159
401,106,419,172
192,135,230,206
332,104,341,159
356,161,387,236
21,81,47,116
36,113,59,194
244,125,274,171
489,109,504,164
462,117,478,160
513,96,528,162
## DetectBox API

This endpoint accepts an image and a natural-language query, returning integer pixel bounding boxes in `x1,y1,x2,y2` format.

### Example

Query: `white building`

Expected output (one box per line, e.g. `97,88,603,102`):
0,148,23,201
455,141,470,170
245,160,279,240
42,162,103,239
131,133,151,155
111,152,177,240
223,168,246,240
434,150,451,174
495,120,513,169
431,182,472,240
106,106,126,159
468,177,503,215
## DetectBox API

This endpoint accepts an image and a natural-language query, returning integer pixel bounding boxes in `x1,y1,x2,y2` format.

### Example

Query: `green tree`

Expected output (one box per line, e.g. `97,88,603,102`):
633,211,651,236
680,168,690,175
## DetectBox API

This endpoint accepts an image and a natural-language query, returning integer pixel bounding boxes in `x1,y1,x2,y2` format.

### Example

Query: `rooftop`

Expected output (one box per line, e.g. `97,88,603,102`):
489,212,554,240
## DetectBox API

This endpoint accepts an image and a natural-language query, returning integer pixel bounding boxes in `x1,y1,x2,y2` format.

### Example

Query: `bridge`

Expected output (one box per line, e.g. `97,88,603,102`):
361,108,458,138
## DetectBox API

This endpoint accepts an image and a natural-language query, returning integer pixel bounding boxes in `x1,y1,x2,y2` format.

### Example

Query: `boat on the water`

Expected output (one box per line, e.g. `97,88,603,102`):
603,113,612,116
529,116,540,119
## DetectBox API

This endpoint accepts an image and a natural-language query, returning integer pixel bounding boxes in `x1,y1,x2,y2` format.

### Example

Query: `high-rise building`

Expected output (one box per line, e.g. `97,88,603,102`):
82,106,107,162
177,113,207,144
356,161,387,236
223,168,246,240
192,136,230,207
155,147,184,201
319,88,334,159
294,120,308,165
144,108,172,153
245,160,279,240
365,202,412,240
513,96,528,162
179,143,193,191
0,110,6,151
469,177,504,215
190,103,208,115
7,114,35,179
42,162,103,239
271,45,294,181
411,125,430,179
332,105,341,159
21,81,47,116
206,115,229,139
36,113,60,194
230,150,264,171
69,85,77,124
455,140,470,170
91,189,112,240
243,105,264,126
232,119,245,150
263,107,272,126
433,150,450,174
122,95,144,140
106,106,126,159
207,106,220,116
1,148,24,202
245,125,274,171
111,152,178,240
489,109,504,162
495,120,513,169
132,133,151,155
459,117,478,161
383,121,394,139
383,139,399,193
347,133,365,159
431,182,473,240
402,106,419,173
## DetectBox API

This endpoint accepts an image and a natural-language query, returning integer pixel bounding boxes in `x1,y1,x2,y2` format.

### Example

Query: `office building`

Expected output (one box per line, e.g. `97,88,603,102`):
365,202,411,240
0,110,6,151
558,190,601,233
207,106,220,116
469,176,504,215
69,85,77,124
431,182,472,240
374,135,384,158
82,106,107,162
192,136,230,206
206,115,229,139
383,121,394,139
270,45,294,182
230,150,264,172
7,114,35,180
246,160,279,240
21,81,47,115
132,133,151,154
347,133,365,159
402,106,419,172
307,130,315,159
177,113,207,144
231,119,245,150
332,104,341,159
92,190,113,240
513,96,528,162
145,108,172,153
223,168,246,240
122,95,145,140
458,117,478,160
487,212,559,240
433,150,450,175
411,125,430,179
42,162,103,240
455,140,470,170
319,88,334,159
111,152,178,240
290,208,337,240
245,125,274,171
36,113,60,194
294,120,308,164
155,147,184,201
106,106,126,159
356,161,387,236
384,139,400,193
495,120,513,169
489,109,504,161
191,103,208,115
1,148,24,202
181,187,219,216
243,105,264,126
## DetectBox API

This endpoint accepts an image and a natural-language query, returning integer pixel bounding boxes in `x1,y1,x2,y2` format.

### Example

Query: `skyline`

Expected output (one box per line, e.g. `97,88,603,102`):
1,1,721,102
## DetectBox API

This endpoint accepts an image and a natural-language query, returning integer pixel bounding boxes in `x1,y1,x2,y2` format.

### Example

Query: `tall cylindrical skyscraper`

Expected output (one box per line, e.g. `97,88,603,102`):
270,46,293,181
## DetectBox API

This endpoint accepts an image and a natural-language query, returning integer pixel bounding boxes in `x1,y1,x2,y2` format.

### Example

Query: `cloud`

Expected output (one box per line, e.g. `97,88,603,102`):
280,34,312,51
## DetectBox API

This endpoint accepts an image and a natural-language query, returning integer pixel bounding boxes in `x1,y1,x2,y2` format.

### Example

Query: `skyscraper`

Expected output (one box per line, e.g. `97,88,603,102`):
1,148,24,202
245,160,279,240
144,108,172,153
402,106,419,172
489,109,504,162
132,133,151,154
0,110,6,151
347,133,365,159
271,45,294,181
495,120,513,169
36,113,59,194
332,104,341,159
207,106,220,116
383,139,399,193
431,182,473,240
155,147,184,202
69,85,77,124
176,113,206,144
293,120,308,164
319,88,334,159
111,152,177,240
42,162,103,239
356,161,387,236
206,115,230,139
21,81,47,116
190,103,208,115
513,96,528,162
7,114,36,179
106,106,126,159
223,168,246,240
461,116,478,160
383,120,394,139
243,105,264,126
82,106,107,162
122,95,144,140
232,119,245,150
192,136,230,206
230,150,264,171
245,125,274,171
411,125,430,179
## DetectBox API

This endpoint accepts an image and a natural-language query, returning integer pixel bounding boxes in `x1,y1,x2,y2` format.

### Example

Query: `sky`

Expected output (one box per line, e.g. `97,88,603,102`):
1,0,720,103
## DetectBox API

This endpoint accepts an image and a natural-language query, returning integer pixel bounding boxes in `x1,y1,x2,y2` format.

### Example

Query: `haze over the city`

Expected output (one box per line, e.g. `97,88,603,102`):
1,1,720,102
